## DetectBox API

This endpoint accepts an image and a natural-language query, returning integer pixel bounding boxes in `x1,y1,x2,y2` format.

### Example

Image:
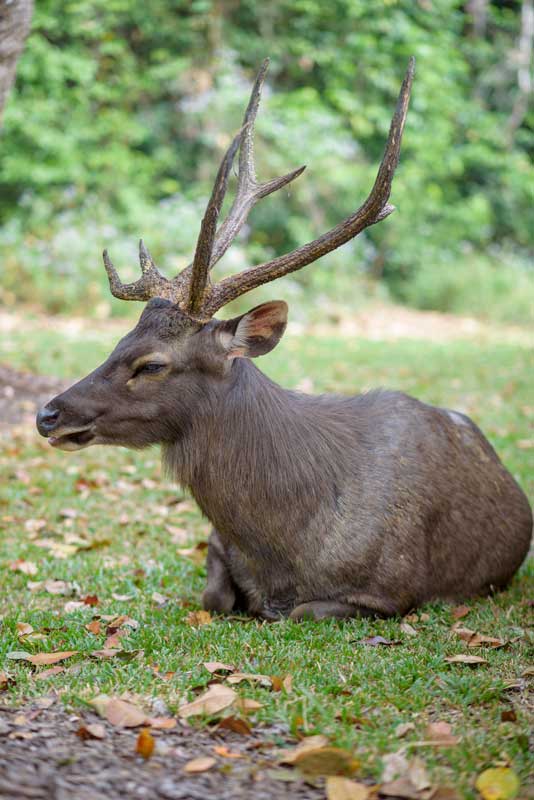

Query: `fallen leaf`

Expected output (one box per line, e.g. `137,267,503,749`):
177,543,208,565
280,735,330,765
136,728,155,759
9,560,38,576
0,671,14,690
380,777,420,799
34,666,64,681
408,757,431,791
326,776,371,800
178,685,237,718
106,698,146,728
290,747,359,777
382,751,410,783
283,674,293,692
44,580,72,595
227,672,273,688
185,610,212,626
76,723,105,740
64,601,86,613
234,697,264,712
21,651,77,666
147,716,177,730
111,593,135,601
444,654,488,665
359,636,401,647
213,745,243,759
467,634,505,649
395,722,415,738
152,591,169,606
452,605,470,619
86,620,101,635
183,756,216,773
82,594,99,606
521,666,534,677
16,622,34,636
500,709,517,723
400,622,417,637
475,767,520,800
216,716,252,735
204,661,235,674
425,721,460,746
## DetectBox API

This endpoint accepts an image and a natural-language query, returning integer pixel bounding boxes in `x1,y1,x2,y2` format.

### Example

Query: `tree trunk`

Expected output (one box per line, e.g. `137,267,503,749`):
0,0,33,125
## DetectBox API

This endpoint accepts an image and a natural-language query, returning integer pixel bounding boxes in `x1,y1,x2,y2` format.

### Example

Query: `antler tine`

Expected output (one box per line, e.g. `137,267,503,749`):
186,131,242,315
102,240,179,302
204,57,415,316
207,58,306,269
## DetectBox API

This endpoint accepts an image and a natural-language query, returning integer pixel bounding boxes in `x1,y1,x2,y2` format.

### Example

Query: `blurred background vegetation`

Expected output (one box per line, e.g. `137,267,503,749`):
0,0,533,323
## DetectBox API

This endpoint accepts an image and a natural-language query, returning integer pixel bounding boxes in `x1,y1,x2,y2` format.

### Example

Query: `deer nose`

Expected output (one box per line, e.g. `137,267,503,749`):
36,406,60,436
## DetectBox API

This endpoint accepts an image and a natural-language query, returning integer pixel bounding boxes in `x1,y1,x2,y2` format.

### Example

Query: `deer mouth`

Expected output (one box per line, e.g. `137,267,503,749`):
48,426,96,451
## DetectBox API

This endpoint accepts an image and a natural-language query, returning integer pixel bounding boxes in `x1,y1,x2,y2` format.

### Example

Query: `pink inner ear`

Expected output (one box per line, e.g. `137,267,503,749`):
245,305,284,338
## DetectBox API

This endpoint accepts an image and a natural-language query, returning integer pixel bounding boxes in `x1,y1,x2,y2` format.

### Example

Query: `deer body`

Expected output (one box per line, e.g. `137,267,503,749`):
36,59,532,619
163,356,532,619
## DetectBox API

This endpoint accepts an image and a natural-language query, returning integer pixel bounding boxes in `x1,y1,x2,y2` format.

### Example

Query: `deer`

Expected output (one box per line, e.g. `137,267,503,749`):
36,58,532,621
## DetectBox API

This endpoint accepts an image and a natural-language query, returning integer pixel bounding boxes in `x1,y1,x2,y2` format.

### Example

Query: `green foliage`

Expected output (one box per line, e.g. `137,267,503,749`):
0,0,533,320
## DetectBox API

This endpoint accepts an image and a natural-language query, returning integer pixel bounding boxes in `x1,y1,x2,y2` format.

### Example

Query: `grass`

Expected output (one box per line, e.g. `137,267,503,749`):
0,313,533,796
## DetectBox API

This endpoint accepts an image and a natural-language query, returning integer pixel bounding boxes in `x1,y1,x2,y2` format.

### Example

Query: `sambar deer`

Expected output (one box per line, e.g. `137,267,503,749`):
37,59,532,620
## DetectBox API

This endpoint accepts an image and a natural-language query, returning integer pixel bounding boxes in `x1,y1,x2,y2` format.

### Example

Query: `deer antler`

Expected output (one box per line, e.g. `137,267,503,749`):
102,57,414,319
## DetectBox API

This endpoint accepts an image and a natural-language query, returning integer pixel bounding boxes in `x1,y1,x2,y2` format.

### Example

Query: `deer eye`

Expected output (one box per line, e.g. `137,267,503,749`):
134,362,167,376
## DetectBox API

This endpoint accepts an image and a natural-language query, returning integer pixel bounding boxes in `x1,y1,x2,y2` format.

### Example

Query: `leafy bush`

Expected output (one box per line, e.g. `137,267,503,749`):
0,0,533,321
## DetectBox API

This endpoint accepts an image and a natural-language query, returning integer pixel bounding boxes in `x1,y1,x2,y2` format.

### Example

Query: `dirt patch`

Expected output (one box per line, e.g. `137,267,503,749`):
0,364,65,428
0,701,324,800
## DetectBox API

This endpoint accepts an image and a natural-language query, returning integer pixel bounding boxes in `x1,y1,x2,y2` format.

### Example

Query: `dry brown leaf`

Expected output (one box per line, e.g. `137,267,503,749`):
27,651,77,666
395,722,415,738
380,777,420,799
185,610,212,627
283,674,293,693
381,751,410,783
359,636,401,647
91,648,120,659
82,594,99,606
521,666,534,677
408,757,431,791
76,723,105,740
64,601,86,614
213,745,243,759
106,698,146,728
444,654,488,665
203,661,235,674
34,666,64,681
135,728,155,759
467,634,505,649
451,605,470,619
183,756,216,774
10,560,38,576
425,721,460,746
400,622,418,637
86,620,101,635
147,716,177,730
326,776,371,800
216,716,252,736
227,672,272,688
151,591,169,606
234,697,264,713
280,735,330,765
16,622,34,636
44,580,71,595
290,747,359,777
178,684,237,718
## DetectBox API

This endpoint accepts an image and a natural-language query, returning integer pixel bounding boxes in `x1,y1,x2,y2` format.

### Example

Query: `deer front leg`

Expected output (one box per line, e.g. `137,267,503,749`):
201,529,237,614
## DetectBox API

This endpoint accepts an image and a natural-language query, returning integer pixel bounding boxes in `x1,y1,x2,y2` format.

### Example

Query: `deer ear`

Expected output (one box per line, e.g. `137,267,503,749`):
217,301,288,359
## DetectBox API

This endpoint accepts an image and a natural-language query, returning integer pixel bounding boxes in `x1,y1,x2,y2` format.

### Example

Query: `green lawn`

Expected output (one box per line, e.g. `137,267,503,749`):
0,315,532,797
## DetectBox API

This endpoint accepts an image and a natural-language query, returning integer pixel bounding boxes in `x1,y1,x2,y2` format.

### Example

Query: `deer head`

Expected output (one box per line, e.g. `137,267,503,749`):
36,58,414,451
